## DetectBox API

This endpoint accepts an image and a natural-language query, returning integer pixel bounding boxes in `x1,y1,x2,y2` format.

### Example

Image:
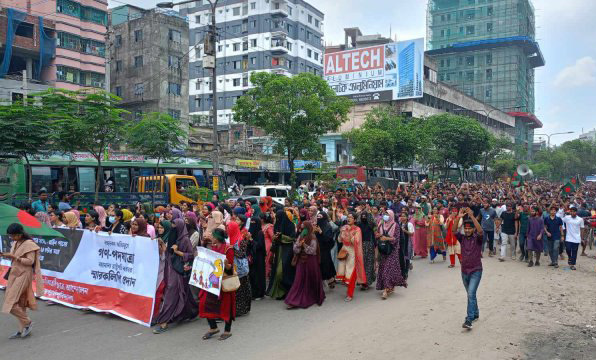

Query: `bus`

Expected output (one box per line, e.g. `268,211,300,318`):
336,165,423,186
0,155,219,206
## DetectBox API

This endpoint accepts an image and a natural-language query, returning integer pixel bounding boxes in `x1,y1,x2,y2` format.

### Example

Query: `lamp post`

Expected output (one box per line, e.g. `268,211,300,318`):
534,132,575,148
158,0,221,182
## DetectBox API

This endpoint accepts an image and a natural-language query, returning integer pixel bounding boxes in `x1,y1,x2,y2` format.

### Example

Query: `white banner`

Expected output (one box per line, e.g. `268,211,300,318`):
189,246,226,297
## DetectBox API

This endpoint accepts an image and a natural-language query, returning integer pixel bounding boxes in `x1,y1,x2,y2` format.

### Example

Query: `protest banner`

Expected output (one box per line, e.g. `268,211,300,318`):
189,246,226,297
1,229,158,327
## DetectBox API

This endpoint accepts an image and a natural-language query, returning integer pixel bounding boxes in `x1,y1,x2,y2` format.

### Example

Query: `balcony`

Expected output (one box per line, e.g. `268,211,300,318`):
271,20,288,37
270,0,289,17
270,39,289,54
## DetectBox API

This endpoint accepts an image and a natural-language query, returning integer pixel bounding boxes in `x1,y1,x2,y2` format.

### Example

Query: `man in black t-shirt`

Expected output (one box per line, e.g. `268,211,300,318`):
500,203,519,259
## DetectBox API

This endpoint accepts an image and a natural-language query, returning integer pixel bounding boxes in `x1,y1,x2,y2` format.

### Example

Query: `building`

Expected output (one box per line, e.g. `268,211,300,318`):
426,0,544,158
579,130,596,142
532,139,546,153
321,27,516,165
109,5,189,127
0,0,108,90
0,7,56,103
176,0,324,125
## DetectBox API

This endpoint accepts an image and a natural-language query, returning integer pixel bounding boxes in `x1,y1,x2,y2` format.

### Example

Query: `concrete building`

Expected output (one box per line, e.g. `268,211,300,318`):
320,27,516,165
0,7,55,102
1,0,108,90
109,5,189,126
176,0,324,125
426,0,544,158
579,130,596,142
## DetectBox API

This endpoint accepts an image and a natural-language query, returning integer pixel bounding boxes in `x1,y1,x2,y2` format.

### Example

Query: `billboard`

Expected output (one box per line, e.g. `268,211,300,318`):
324,38,424,103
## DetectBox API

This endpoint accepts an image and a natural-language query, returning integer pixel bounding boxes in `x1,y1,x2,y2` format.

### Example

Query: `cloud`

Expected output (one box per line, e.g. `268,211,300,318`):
554,56,596,88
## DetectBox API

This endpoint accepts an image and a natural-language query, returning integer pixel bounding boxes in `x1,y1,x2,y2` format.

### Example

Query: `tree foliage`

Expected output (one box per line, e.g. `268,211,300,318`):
233,72,352,189
531,139,596,181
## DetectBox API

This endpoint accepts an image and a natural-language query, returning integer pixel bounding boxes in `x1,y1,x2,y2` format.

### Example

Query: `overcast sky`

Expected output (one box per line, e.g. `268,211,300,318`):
109,0,596,145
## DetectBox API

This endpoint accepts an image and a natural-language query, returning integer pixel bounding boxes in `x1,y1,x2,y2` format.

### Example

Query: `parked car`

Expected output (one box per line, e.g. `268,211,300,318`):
241,185,290,204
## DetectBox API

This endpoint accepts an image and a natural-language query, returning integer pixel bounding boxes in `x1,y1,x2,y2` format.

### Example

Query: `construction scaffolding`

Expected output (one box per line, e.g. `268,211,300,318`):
426,0,541,115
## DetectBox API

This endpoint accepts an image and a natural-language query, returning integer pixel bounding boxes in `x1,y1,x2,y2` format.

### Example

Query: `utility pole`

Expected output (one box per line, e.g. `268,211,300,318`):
208,0,219,179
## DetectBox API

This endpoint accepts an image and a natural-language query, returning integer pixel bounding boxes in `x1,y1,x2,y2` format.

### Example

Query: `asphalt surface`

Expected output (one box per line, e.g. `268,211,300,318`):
1,252,595,360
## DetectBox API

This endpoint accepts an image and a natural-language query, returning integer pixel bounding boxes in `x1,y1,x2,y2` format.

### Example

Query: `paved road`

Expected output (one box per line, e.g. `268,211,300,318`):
1,253,595,360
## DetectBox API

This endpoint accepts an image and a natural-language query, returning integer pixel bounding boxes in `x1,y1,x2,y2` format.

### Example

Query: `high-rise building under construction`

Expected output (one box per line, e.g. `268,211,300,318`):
426,0,544,157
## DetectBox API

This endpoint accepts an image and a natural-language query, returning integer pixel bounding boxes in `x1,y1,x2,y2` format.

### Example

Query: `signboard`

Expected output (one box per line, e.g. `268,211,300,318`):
235,159,261,169
212,176,219,191
324,38,424,104
0,229,158,327
189,247,226,297
280,160,322,171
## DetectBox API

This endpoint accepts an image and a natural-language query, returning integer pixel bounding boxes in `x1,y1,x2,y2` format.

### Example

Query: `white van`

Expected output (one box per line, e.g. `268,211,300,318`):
241,185,290,204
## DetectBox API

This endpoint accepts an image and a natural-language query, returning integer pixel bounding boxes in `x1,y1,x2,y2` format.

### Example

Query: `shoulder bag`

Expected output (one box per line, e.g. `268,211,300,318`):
222,272,240,292
233,242,249,278
377,224,395,256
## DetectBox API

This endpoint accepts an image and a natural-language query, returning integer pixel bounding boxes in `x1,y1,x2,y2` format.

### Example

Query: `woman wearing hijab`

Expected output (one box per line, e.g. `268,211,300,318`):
412,205,429,258
153,220,169,319
104,210,127,234
200,228,236,341
337,213,366,302
285,221,325,309
233,214,252,316
227,218,242,246
153,218,198,333
63,211,80,229
1,224,44,339
262,212,275,279
376,210,407,300
34,212,52,227
267,208,296,300
94,205,107,228
130,218,149,237
185,212,201,250
248,215,266,300
314,212,336,288
358,210,376,290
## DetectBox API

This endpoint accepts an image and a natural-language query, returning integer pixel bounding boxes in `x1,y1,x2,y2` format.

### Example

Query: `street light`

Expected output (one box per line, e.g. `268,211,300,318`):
534,131,575,148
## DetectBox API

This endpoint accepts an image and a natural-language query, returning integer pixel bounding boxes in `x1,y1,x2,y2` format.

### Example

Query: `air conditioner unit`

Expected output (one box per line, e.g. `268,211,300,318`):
203,55,215,69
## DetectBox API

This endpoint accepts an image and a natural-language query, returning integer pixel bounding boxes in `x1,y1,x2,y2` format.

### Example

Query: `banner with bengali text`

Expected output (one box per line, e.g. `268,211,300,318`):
0,229,158,327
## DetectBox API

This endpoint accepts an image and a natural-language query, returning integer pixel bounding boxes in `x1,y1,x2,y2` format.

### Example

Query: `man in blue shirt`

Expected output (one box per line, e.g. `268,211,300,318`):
544,206,564,268
31,190,49,213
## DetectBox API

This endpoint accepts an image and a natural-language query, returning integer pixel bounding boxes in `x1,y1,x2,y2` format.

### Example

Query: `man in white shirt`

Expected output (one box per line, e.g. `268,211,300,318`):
561,206,584,270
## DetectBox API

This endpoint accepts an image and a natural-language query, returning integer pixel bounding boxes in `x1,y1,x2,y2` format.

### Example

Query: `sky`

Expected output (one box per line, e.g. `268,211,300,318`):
109,0,596,145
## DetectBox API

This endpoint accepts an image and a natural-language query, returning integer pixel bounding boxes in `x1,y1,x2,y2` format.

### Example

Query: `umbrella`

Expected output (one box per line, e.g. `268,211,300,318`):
0,203,63,237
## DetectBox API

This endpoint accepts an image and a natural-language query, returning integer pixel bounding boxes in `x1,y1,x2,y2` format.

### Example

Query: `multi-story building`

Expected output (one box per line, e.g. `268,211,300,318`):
177,0,324,125
321,27,516,165
0,0,108,90
109,5,189,127
0,6,56,103
579,130,596,143
425,0,544,158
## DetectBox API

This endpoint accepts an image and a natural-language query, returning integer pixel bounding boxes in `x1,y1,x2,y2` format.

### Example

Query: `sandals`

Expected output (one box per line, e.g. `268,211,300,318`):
344,296,353,302
381,290,388,300
219,333,233,341
8,331,22,340
202,330,220,340
448,264,455,268
152,325,168,334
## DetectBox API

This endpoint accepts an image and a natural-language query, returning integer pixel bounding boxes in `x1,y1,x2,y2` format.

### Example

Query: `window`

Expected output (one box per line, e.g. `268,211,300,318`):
315,19,319,28
440,30,445,38
441,15,445,22
440,59,444,68
233,43,240,51
306,31,312,40
134,83,144,96
168,109,181,120
486,53,492,65
287,60,292,69
251,20,257,28
233,7,240,16
167,82,181,96
80,6,107,25
250,57,256,65
446,59,451,67
251,39,257,48
195,80,201,90
272,57,285,66
447,13,451,21
115,34,122,47
115,86,122,97
250,2,256,10
115,60,122,72
57,32,105,56
466,56,474,66
487,6,493,16
195,15,200,24
134,55,143,68
459,26,464,34
56,65,104,88
486,68,493,80
308,14,312,23
195,97,201,108
134,29,142,42
168,55,181,69
307,49,312,58
232,60,240,69
466,25,475,35
485,85,492,98
243,76,248,86
169,29,181,43
314,52,319,61
466,71,474,81
486,22,493,33
233,78,240,86
231,25,241,33
466,10,475,20
242,41,248,51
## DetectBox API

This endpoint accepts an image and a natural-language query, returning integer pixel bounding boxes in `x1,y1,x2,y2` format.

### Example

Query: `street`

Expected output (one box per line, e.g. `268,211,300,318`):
2,251,595,360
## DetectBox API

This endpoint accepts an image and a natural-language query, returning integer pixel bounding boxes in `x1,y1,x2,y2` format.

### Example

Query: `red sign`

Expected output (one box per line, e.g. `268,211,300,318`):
324,45,385,75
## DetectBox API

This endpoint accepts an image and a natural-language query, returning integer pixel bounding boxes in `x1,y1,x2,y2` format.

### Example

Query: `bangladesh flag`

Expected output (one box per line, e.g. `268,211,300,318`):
0,203,63,237
561,182,575,195
511,171,523,187
570,176,579,188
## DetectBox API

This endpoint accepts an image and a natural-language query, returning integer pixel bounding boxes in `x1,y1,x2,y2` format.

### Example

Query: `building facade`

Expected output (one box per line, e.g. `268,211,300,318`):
426,0,544,158
579,130,596,143
109,5,189,126
177,0,324,125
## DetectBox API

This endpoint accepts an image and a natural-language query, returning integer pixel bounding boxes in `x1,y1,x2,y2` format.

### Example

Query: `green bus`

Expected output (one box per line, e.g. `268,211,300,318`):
0,155,215,205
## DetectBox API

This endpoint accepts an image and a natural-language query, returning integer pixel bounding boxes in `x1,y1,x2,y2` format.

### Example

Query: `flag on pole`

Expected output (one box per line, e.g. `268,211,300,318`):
511,171,523,187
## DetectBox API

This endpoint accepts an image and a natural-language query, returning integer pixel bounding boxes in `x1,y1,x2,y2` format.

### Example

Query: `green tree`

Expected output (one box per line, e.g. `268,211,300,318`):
233,72,352,190
40,88,129,201
0,100,53,199
422,114,491,182
346,107,420,174
482,134,513,182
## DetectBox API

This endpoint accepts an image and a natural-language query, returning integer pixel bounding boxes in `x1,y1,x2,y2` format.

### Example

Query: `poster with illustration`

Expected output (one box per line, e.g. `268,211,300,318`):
189,247,226,296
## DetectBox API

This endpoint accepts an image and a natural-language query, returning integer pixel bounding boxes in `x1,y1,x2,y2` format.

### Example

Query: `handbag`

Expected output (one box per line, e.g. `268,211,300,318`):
337,247,348,260
377,224,395,256
233,243,249,278
222,273,240,292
